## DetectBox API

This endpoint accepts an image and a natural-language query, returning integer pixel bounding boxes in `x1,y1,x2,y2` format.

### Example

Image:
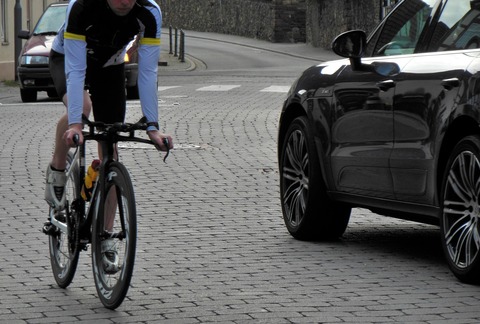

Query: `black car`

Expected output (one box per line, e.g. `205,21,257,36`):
278,0,480,283
17,3,139,103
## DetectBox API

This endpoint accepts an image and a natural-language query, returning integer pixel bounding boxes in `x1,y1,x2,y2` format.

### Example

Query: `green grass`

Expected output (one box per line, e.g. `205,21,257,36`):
2,80,19,87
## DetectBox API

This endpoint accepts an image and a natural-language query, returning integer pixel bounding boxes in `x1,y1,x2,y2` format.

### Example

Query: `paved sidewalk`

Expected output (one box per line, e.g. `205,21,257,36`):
158,28,338,73
180,29,338,62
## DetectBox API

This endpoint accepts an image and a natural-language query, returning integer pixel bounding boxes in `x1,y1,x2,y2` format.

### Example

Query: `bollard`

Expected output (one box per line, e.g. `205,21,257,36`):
179,30,185,63
174,28,178,57
169,25,173,54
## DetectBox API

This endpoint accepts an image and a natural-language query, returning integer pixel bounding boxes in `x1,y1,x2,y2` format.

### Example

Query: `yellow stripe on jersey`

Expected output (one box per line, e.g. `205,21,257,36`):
64,32,86,42
140,37,161,46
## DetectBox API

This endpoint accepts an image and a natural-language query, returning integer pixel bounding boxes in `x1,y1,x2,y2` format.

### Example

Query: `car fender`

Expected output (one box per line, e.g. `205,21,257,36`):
279,59,349,191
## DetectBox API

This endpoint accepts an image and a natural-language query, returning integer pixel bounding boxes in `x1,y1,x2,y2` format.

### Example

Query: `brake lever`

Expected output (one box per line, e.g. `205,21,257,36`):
73,134,80,146
162,138,170,163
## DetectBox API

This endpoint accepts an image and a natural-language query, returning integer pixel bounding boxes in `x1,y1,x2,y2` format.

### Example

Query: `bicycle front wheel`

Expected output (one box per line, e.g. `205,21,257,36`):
91,162,137,309
48,151,82,288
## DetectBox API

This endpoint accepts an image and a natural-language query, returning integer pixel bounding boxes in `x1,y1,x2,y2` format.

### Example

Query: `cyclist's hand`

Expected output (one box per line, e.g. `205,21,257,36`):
64,124,83,147
147,130,173,151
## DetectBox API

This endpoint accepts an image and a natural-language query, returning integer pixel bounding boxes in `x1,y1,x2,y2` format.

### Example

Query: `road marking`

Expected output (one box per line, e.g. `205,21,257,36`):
158,86,181,91
196,85,241,91
157,85,291,93
260,86,290,93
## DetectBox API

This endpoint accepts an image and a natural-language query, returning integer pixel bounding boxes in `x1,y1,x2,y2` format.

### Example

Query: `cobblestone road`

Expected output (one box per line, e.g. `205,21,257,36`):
1,40,480,323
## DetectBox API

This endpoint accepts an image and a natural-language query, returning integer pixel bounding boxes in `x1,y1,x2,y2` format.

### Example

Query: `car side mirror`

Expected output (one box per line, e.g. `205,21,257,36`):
17,30,30,40
332,30,366,59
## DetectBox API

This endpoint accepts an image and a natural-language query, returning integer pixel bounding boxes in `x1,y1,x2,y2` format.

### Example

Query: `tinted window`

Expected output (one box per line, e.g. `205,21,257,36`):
366,0,436,57
429,0,480,51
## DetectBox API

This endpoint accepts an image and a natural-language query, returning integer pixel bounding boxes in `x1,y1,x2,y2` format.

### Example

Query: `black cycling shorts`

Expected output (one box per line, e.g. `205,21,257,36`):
49,49,126,124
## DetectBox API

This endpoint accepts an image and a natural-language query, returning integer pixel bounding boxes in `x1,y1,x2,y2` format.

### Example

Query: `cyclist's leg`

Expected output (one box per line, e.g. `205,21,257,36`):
50,93,92,170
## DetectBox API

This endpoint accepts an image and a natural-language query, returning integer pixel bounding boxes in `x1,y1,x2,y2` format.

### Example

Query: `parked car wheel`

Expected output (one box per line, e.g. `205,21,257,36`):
47,89,58,98
126,84,139,100
20,88,37,103
280,116,351,240
441,135,480,283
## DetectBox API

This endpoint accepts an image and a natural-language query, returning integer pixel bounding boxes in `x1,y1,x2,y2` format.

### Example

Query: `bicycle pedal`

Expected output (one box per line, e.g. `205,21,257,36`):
42,222,57,236
79,243,89,251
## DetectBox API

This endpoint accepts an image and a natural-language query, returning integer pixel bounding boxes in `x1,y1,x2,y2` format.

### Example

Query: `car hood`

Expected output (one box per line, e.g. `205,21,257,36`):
21,34,55,56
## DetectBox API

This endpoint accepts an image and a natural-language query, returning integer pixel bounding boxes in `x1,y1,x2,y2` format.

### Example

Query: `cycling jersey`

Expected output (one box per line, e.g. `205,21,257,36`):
51,0,162,129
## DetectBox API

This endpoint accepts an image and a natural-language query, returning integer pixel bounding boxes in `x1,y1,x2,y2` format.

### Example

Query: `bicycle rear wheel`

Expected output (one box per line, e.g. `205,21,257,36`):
48,151,82,288
91,162,137,309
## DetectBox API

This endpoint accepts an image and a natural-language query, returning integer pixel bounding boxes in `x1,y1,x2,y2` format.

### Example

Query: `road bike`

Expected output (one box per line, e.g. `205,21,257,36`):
43,116,169,309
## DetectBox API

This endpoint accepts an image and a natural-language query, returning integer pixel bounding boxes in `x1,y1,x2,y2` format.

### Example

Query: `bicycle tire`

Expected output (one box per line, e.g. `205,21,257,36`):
48,151,82,288
91,161,137,309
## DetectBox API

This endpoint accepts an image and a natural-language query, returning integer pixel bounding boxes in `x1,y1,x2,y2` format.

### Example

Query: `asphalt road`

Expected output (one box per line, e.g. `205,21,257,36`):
0,30,479,323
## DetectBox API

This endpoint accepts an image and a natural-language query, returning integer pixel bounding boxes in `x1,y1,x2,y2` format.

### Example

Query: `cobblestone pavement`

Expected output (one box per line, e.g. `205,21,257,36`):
1,31,480,323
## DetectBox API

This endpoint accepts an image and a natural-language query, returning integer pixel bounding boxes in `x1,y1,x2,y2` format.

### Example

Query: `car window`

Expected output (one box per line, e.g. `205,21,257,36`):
33,5,67,34
429,0,480,51
366,0,436,57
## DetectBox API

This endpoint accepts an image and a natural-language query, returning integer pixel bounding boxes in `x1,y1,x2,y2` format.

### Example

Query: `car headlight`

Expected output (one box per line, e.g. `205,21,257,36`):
124,53,130,63
21,55,49,65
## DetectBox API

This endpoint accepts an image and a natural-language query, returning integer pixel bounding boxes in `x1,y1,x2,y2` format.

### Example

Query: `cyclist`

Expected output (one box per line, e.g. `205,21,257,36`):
44,0,173,272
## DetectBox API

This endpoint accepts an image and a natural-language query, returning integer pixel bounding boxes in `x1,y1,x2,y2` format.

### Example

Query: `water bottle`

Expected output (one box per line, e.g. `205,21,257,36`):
81,159,101,201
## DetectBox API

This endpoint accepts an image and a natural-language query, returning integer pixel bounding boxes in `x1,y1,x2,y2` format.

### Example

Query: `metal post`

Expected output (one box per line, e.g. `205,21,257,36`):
174,27,178,57
14,0,22,81
169,25,173,54
179,30,185,63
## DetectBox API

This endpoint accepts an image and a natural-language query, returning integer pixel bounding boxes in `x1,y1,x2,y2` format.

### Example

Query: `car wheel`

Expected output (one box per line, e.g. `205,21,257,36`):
441,135,480,283
279,116,351,240
126,84,139,100
47,89,58,98
20,89,37,103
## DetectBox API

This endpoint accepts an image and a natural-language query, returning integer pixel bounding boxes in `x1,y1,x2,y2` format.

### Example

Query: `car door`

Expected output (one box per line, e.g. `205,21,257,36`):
329,0,438,199
330,64,399,199
390,0,478,204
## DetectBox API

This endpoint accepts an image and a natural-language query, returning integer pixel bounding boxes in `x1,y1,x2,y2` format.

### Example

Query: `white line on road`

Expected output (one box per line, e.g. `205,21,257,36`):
260,86,290,93
196,85,241,91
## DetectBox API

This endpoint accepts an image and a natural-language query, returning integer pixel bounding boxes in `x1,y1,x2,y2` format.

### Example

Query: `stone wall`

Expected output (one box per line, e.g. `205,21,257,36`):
157,0,389,48
158,0,306,43
306,0,381,48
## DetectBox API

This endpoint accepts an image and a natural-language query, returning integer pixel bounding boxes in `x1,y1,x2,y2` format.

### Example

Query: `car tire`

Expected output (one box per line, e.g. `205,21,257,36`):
47,89,58,98
20,89,37,103
441,135,480,284
279,116,351,240
126,84,139,100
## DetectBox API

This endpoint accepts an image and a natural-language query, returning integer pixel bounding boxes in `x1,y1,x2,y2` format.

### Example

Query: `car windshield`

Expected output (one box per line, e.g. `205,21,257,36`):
33,5,66,35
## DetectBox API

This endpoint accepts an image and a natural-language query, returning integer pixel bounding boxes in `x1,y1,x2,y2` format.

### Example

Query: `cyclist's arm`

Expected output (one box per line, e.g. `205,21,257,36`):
64,35,87,127
137,3,162,132
138,39,160,131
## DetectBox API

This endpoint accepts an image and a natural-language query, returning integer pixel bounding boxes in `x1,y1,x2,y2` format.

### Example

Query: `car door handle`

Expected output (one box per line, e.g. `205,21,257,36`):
441,78,460,91
376,80,396,91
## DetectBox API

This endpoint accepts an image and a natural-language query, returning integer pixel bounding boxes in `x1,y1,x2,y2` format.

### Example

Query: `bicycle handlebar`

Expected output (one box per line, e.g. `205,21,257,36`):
80,115,170,162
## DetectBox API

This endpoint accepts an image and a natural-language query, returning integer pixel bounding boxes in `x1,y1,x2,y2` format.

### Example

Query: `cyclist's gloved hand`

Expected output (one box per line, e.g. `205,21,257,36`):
64,123,83,147
147,130,173,152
